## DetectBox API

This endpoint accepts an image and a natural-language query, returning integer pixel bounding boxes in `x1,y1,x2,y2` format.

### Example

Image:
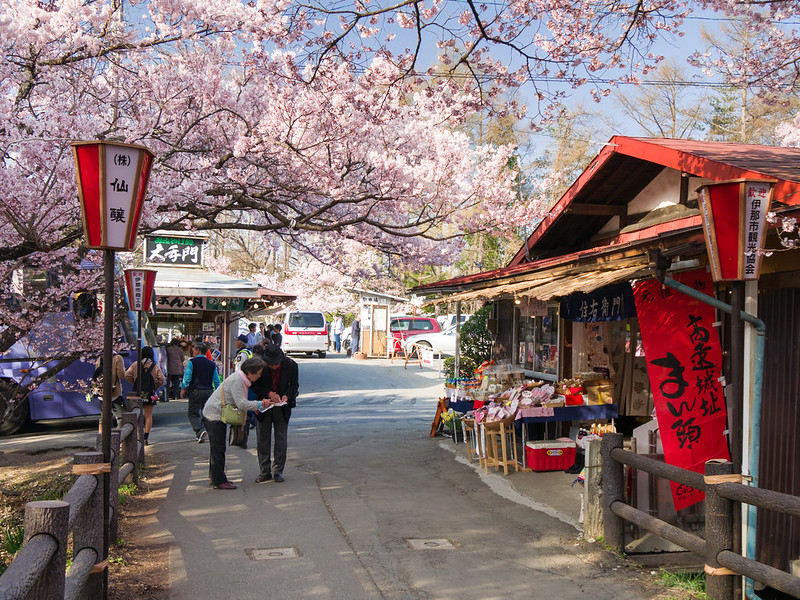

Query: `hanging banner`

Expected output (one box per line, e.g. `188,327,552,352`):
559,282,636,322
633,269,730,511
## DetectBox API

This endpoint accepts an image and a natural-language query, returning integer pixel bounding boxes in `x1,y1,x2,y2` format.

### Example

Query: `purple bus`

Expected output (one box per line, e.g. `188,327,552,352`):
0,289,166,435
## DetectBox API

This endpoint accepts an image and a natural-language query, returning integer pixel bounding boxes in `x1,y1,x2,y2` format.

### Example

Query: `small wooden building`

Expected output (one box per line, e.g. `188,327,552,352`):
414,137,800,572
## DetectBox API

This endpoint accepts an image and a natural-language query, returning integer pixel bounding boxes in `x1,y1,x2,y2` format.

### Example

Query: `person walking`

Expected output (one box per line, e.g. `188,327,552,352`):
350,316,361,356
251,344,299,483
124,346,166,445
91,351,127,425
180,342,220,443
166,338,185,400
332,315,344,353
201,357,272,489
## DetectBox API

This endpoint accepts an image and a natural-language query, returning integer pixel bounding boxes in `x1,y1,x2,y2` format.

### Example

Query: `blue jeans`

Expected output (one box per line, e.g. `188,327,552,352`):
333,333,341,352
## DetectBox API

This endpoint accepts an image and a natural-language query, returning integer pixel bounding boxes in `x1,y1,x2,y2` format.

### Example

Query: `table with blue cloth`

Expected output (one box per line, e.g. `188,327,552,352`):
517,404,618,469
447,401,618,469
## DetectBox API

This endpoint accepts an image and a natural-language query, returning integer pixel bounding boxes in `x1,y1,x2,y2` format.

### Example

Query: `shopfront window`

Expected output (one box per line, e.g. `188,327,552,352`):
518,304,559,379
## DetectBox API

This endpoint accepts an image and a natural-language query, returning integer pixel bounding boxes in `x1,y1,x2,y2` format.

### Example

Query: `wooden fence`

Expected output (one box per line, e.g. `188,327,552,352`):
0,399,146,600
601,432,800,600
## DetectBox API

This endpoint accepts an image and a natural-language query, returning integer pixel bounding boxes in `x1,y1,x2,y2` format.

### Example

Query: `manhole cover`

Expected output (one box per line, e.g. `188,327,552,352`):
245,547,301,560
406,538,456,550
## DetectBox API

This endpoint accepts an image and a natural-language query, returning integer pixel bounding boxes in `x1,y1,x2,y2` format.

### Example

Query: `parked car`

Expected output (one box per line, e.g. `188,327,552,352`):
389,316,441,353
436,313,472,329
280,310,328,358
403,324,457,356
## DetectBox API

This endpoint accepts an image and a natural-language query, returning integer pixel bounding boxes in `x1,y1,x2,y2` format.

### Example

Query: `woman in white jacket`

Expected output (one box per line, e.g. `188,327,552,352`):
202,357,273,489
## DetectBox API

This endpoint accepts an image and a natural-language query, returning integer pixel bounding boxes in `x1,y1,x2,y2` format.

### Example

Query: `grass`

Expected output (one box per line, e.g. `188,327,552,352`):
654,568,708,599
118,483,138,505
0,522,24,575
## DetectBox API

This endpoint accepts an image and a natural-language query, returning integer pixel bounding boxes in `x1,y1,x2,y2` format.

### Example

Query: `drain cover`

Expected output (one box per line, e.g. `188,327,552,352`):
406,538,456,550
245,547,301,560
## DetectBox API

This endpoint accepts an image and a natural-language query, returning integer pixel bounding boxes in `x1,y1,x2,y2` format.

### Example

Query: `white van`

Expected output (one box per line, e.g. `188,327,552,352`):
281,311,328,358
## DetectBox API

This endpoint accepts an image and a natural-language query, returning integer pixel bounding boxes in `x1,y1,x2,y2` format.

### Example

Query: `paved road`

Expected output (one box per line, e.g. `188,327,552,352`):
2,354,665,599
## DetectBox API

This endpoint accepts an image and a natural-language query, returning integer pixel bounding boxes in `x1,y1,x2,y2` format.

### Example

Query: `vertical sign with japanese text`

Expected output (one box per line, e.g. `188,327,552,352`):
633,270,730,511
743,181,770,279
104,145,140,249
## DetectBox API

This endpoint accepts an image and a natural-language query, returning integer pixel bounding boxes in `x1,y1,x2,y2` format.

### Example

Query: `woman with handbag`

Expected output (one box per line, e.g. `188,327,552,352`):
201,357,273,489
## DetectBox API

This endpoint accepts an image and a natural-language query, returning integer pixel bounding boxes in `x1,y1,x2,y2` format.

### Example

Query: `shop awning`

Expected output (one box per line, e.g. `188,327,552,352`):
152,267,296,308
424,256,651,306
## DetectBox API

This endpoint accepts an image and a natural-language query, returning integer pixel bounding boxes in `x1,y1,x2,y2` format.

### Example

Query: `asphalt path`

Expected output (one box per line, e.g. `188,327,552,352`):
2,354,665,599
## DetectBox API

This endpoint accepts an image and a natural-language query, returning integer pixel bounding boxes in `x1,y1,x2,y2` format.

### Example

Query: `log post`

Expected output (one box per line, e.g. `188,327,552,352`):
705,459,735,600
96,430,121,543
601,432,625,552
583,438,604,540
72,452,105,600
23,500,70,600
127,397,145,466
121,411,139,486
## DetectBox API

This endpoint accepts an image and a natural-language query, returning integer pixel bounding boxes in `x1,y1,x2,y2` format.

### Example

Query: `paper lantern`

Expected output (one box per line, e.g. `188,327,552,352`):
696,179,775,282
72,141,154,250
124,269,157,312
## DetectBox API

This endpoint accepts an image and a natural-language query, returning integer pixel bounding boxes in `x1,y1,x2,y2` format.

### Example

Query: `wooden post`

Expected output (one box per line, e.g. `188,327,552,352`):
23,500,70,600
127,397,145,466
705,460,735,600
72,452,105,600
96,430,121,543
601,432,625,552
121,411,139,486
583,438,604,540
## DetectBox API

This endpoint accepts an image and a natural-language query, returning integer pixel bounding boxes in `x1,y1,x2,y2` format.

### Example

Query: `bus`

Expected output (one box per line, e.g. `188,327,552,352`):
0,266,165,435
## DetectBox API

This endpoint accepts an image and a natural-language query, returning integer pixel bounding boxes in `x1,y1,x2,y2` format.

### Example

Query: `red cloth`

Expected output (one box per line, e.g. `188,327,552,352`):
269,364,281,393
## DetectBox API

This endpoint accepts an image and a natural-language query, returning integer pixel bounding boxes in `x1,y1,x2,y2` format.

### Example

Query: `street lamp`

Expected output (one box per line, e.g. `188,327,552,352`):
72,141,154,596
696,178,774,598
124,269,158,398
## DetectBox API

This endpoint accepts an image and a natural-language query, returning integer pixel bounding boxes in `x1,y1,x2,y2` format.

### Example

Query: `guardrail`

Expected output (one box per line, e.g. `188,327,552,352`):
0,399,146,600
602,432,800,600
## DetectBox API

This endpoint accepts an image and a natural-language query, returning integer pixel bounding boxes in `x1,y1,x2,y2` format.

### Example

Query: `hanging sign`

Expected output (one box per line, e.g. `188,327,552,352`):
697,179,775,282
560,282,636,322
633,270,730,511
144,235,204,266
123,269,157,312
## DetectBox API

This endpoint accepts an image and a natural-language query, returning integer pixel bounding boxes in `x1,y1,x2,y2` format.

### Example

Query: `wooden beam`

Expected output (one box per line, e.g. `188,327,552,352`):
566,203,627,216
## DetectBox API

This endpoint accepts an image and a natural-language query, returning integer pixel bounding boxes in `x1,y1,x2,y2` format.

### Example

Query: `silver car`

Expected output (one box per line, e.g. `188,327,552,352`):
403,324,458,356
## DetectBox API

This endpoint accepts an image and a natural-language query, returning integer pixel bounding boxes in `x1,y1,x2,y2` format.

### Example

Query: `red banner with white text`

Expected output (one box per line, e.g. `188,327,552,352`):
632,270,730,511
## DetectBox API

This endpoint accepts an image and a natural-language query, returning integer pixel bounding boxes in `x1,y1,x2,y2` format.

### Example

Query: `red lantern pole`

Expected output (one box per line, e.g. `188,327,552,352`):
73,142,154,599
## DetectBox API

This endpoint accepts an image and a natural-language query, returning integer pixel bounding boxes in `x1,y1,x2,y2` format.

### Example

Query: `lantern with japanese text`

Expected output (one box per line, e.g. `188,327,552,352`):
696,179,775,282
71,141,155,251
124,269,157,312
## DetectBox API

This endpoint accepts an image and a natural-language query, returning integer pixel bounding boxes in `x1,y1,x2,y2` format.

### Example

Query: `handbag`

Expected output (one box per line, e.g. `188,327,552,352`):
220,382,245,426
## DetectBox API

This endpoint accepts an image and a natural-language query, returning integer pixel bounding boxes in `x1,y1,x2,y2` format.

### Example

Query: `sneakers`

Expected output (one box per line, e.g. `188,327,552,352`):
213,481,237,490
273,472,285,483
197,430,207,443
255,473,272,483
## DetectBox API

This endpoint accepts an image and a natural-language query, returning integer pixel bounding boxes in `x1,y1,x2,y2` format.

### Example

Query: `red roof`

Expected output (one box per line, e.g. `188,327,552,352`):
509,137,800,267
413,136,800,295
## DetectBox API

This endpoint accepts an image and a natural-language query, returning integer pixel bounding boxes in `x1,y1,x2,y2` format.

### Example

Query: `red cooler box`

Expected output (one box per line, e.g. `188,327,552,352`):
525,441,576,471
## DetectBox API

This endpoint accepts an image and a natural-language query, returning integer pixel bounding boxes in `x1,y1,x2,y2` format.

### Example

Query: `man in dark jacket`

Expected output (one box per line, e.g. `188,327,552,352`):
250,343,298,483
180,342,220,443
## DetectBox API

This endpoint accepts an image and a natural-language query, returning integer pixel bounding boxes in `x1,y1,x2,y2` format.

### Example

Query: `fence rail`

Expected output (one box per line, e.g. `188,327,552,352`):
602,432,800,600
0,399,145,600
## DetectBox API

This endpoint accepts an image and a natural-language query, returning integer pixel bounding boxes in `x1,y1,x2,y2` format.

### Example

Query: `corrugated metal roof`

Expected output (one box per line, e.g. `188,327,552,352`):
154,267,295,301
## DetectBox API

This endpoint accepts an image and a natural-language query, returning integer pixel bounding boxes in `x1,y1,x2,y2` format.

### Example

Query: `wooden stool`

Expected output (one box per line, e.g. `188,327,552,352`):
462,418,481,464
481,418,519,475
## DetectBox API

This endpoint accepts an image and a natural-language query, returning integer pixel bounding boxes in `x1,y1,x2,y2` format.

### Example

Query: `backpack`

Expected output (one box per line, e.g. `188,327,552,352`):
134,361,157,397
